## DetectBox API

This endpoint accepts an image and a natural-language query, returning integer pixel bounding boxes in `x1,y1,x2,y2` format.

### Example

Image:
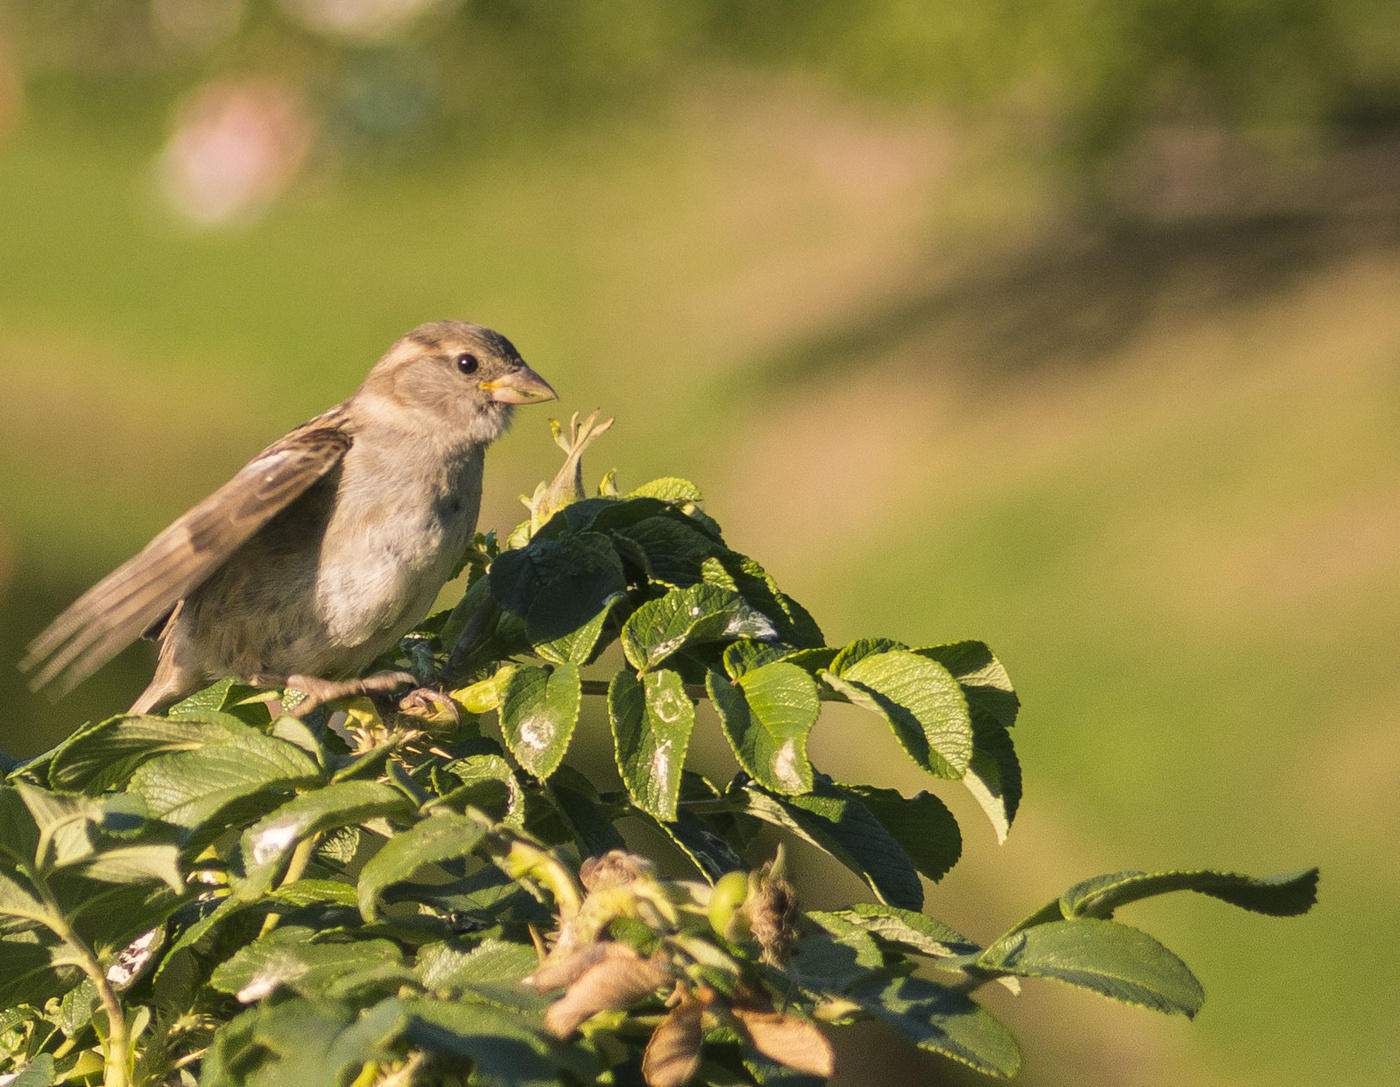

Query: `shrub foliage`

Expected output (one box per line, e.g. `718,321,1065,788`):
1,416,1317,1086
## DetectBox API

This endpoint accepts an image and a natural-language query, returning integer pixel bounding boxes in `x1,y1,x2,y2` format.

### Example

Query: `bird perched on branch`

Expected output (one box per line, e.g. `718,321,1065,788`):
22,320,556,715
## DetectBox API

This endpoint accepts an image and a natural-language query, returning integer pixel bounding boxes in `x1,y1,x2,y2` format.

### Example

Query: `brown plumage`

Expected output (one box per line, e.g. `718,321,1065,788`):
22,320,556,714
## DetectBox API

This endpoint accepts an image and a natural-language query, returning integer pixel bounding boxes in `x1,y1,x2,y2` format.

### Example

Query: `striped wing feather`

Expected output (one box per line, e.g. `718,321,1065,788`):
22,420,351,697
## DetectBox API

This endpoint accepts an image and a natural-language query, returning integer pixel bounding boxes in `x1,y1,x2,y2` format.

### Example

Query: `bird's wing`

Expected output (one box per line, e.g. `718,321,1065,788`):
22,415,353,698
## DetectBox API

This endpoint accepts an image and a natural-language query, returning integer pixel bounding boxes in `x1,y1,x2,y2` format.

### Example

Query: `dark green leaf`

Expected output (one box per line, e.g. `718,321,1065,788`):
532,592,623,665
499,664,582,781
415,939,548,1011
701,553,823,648
622,583,777,672
609,669,696,822
980,919,1204,1016
127,731,322,838
824,649,973,779
357,811,487,921
45,714,226,793
707,665,818,795
7,1053,55,1087
491,531,628,644
854,974,1021,1078
837,783,961,884
791,910,888,992
611,514,724,587
733,779,923,910
69,844,183,893
237,782,412,900
826,903,980,959
1060,867,1320,919
404,998,587,1087
435,753,524,825
210,929,407,1001
546,766,627,858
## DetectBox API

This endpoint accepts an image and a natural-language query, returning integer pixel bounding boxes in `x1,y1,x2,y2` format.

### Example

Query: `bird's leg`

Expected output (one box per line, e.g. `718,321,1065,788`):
262,670,417,718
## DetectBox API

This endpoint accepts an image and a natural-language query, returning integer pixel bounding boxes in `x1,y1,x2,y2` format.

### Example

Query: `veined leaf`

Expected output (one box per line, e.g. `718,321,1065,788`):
210,930,407,1002
1059,867,1321,920
916,641,1022,838
491,531,628,644
609,669,695,822
825,903,980,959
610,513,724,587
358,811,488,921
622,583,777,672
69,844,183,893
45,713,229,793
979,919,1205,1017
733,779,923,910
127,731,321,838
854,974,1021,1078
532,593,623,665
834,783,962,884
707,664,818,795
823,649,973,779
237,781,412,900
499,664,582,781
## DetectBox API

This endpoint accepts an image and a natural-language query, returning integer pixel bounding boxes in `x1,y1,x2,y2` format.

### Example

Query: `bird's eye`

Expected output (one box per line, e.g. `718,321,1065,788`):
455,352,480,375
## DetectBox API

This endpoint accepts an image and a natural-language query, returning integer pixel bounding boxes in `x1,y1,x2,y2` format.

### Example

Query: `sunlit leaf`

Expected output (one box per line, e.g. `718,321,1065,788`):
499,663,582,781
609,669,695,822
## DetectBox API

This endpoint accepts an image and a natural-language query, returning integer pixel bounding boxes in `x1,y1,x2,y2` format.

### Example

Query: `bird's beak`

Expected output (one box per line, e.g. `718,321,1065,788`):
481,365,557,405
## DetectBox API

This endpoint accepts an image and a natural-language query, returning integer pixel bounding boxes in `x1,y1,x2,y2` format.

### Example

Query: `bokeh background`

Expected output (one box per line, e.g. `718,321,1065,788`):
2,2,1397,1084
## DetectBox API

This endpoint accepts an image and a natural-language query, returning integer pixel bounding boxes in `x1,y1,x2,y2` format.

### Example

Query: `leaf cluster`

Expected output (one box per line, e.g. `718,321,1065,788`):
0,424,1318,1086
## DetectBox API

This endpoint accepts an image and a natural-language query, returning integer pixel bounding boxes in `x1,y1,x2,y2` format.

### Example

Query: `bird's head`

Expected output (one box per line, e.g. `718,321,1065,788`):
364,320,557,445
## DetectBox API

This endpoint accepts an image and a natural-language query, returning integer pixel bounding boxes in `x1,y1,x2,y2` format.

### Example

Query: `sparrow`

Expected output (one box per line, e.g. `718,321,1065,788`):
22,320,556,715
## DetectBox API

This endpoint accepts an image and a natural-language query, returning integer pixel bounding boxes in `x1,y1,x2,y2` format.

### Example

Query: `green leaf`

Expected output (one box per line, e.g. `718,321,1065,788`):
734,779,923,910
979,919,1204,1016
837,783,962,884
791,910,888,992
415,938,548,1011
707,665,818,794
1059,867,1320,919
357,811,488,922
70,844,183,893
434,753,525,824
823,649,973,779
701,553,823,647
0,869,56,928
917,641,1022,838
7,1053,55,1087
491,531,628,643
854,975,1021,1078
127,730,321,837
404,998,583,1087
609,669,696,822
622,583,777,672
237,781,412,900
627,477,704,504
44,713,222,792
499,664,582,781
545,766,627,858
533,593,623,665
721,640,794,679
0,933,78,1009
611,514,724,587
210,930,408,1002
199,994,405,1087
825,902,980,959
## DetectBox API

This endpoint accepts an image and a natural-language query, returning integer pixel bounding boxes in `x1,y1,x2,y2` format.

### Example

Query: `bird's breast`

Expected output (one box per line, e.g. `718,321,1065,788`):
313,440,484,647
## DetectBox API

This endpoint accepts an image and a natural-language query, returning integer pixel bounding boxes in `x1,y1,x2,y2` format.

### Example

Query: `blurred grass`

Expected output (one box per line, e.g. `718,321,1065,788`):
2,59,1398,1087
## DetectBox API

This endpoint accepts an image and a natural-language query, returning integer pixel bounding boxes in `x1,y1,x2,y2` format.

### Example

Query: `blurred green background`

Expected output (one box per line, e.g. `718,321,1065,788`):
2,2,1397,1084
